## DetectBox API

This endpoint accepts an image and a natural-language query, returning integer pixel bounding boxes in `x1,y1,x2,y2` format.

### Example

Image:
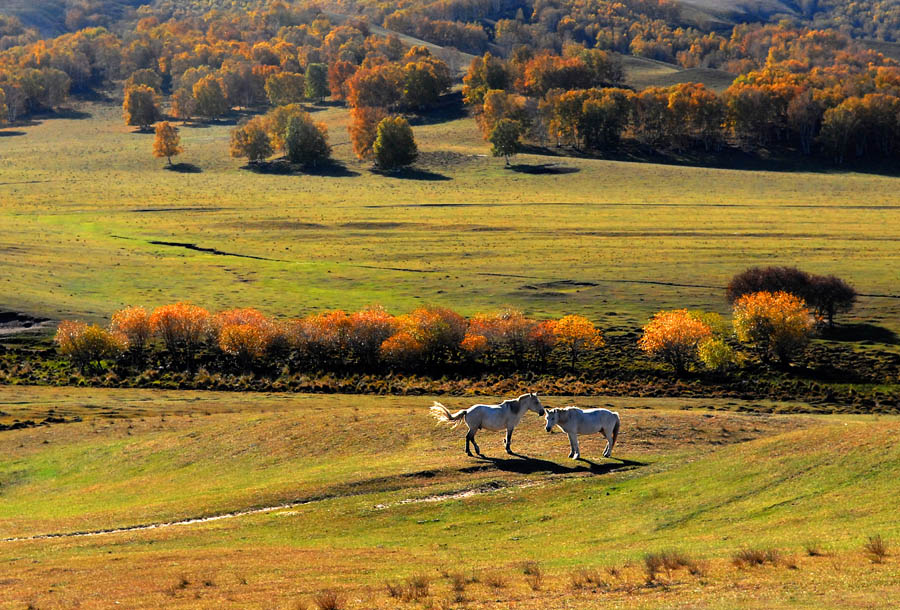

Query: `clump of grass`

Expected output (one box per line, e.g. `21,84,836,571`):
804,541,825,557
313,590,344,610
521,561,543,591
864,535,889,563
483,572,507,589
448,572,467,601
176,575,190,589
570,568,605,589
401,573,430,602
384,581,403,598
644,549,697,583
732,548,780,569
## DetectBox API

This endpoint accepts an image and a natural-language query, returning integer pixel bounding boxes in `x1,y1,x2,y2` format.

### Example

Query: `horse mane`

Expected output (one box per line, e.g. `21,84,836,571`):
505,399,522,415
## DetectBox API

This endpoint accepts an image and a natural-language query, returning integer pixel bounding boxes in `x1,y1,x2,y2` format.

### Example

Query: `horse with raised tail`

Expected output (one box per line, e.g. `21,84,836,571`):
430,393,545,456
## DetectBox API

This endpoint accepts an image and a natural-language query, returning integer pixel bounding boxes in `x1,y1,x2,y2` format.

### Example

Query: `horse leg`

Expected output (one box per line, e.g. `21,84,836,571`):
568,431,580,460
505,427,514,455
465,424,475,456
602,428,613,458
468,428,482,456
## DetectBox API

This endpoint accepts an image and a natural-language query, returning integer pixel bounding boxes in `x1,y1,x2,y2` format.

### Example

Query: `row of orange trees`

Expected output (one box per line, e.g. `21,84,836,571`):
54,304,604,375
55,291,817,377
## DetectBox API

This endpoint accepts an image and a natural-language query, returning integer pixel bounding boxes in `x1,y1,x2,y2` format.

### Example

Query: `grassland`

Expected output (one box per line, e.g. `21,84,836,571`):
1,99,899,341
1,386,898,608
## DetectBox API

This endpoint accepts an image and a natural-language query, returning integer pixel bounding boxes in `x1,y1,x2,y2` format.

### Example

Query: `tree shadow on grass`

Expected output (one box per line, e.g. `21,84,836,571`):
0,130,27,138
164,162,202,174
509,163,580,175
244,158,359,177
372,166,451,181
469,453,645,476
822,323,899,345
48,108,92,120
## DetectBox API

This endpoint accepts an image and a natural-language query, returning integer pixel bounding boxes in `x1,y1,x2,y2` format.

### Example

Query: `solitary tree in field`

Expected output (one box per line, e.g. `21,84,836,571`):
230,116,273,164
123,84,160,130
153,121,182,166
373,116,417,170
284,114,331,167
304,63,329,102
489,118,522,165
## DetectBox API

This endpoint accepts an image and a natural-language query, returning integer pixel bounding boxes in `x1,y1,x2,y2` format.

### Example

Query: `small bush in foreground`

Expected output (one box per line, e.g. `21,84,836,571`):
313,590,344,610
521,561,543,590
864,535,888,563
638,309,712,375
644,549,697,582
732,548,780,568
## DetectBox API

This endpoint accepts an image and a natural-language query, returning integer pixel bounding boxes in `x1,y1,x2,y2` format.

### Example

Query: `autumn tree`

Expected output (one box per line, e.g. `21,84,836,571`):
110,306,151,362
327,60,357,101
149,302,210,370
733,291,814,365
285,113,331,167
123,84,160,130
638,310,713,375
266,104,306,153
552,314,604,370
152,121,182,166
463,52,510,105
347,305,396,367
348,105,387,160
304,63,328,101
192,75,229,121
489,118,522,166
265,72,305,106
381,306,466,368
126,68,162,93
0,87,6,128
373,116,417,170
55,320,124,373
807,275,857,328
230,116,273,164
347,64,403,110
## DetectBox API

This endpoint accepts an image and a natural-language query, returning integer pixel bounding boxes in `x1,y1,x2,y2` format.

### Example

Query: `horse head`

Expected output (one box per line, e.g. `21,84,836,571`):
519,392,544,416
544,408,559,432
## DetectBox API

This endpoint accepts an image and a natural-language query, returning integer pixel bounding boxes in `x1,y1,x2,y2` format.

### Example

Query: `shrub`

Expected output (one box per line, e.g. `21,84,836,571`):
312,590,344,610
644,549,697,582
149,302,210,369
230,116,273,163
638,309,712,375
808,274,857,328
295,310,352,368
347,305,396,367
552,314,604,370
110,306,151,357
864,535,888,563
382,306,466,368
55,321,125,373
733,291,814,365
732,548,780,568
697,337,737,372
522,561,543,591
219,323,272,371
468,308,539,367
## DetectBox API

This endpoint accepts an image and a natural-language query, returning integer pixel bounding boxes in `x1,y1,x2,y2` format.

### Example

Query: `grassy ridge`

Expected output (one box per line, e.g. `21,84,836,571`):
1,387,898,607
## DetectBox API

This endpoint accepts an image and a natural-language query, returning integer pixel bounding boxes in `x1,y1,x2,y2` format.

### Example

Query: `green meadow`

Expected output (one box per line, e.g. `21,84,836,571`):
1,100,898,334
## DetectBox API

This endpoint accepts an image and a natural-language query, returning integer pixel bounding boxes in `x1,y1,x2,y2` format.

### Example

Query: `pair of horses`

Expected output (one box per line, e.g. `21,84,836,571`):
430,393,620,460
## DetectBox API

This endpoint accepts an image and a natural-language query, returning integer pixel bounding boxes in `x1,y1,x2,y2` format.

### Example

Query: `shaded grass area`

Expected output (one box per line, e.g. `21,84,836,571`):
0,387,899,607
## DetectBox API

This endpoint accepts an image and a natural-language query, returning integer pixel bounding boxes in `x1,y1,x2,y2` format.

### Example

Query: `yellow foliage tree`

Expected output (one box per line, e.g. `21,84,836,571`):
733,291,814,365
55,320,125,373
552,314,604,370
638,309,712,375
110,306,151,357
152,121,182,165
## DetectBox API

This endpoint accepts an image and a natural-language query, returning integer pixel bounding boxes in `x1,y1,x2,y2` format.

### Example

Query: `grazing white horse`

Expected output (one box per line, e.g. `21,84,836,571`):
544,407,620,460
430,393,545,456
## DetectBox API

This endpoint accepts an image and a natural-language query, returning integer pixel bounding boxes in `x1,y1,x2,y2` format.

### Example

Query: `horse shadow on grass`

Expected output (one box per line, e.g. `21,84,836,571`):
468,453,645,476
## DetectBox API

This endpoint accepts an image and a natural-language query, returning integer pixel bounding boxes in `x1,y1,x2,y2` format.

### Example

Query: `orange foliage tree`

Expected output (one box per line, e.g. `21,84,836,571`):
381,306,466,368
348,105,388,160
152,121,182,165
638,309,713,375
110,306,150,358
733,291,814,365
347,306,396,367
149,302,210,369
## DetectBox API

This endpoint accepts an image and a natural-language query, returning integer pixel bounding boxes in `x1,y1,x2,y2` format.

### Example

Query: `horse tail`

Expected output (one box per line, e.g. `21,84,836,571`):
430,402,467,429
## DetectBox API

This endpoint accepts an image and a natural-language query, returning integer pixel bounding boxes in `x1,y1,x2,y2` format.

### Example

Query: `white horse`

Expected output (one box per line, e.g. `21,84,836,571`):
430,393,545,456
544,407,620,460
